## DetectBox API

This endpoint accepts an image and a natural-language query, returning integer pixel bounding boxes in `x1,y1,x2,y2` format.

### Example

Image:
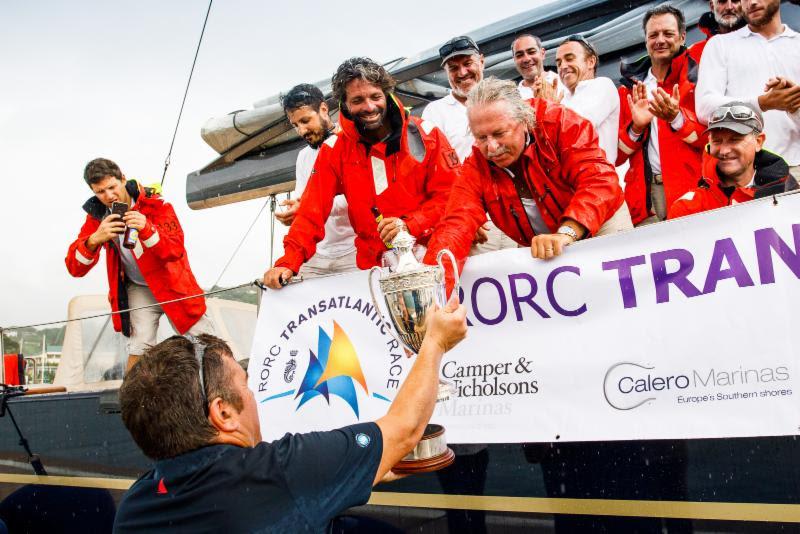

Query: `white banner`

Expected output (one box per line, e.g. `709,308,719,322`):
249,194,800,443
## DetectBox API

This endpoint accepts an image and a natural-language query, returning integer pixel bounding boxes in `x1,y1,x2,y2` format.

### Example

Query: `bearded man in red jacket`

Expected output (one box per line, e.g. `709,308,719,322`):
263,57,459,288
66,158,213,372
424,77,630,271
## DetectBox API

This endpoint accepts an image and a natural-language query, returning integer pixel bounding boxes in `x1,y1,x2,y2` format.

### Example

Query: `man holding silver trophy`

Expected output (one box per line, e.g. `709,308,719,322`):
263,57,460,289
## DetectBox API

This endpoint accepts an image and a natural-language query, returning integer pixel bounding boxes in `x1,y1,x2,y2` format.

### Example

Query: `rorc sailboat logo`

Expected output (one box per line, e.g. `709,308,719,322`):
294,321,369,418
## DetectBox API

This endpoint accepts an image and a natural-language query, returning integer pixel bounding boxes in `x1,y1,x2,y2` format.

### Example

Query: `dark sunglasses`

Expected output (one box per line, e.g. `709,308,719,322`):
439,37,477,59
184,334,209,414
709,105,763,130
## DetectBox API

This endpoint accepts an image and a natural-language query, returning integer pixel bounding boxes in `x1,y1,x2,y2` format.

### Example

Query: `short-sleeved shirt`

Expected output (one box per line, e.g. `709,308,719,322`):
113,422,382,534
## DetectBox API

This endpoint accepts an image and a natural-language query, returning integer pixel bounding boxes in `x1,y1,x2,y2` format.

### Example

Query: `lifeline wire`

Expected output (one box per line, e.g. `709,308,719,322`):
0,281,258,332
160,0,214,186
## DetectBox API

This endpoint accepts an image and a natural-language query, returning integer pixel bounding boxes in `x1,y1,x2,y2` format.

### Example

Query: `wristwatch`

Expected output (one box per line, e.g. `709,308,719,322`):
557,225,579,242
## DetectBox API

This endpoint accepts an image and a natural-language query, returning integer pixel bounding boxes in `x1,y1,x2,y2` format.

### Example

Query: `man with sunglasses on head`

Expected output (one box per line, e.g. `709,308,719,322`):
276,84,357,278
617,4,707,226
263,57,459,289
555,35,620,165
114,300,468,533
672,101,796,218
512,34,564,102
696,0,800,181
422,36,518,256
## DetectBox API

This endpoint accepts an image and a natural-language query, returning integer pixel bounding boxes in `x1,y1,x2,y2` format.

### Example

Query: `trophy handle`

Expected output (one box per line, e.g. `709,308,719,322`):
368,266,406,350
436,249,461,304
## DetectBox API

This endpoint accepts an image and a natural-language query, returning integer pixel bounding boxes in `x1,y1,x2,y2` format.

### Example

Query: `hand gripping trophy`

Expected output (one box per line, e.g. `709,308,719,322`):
368,223,460,474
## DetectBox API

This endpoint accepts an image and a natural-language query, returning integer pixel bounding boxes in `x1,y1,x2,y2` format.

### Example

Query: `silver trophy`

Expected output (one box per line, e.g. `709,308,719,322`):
368,225,460,474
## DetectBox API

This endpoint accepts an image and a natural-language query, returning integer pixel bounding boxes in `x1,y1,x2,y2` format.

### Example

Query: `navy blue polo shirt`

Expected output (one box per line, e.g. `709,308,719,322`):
113,422,382,533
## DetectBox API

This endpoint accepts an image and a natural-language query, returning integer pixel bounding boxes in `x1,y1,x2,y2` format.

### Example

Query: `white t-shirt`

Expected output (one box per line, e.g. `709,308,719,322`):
112,199,146,286
517,71,563,100
696,24,800,166
641,69,685,175
561,77,620,164
421,93,474,162
294,140,356,258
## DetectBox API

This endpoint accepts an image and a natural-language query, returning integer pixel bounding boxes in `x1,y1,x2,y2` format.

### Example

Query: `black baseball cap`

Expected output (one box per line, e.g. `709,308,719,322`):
439,36,480,66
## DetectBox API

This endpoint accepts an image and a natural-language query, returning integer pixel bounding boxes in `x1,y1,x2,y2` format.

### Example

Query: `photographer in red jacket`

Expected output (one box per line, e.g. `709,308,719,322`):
424,77,630,272
263,57,459,288
66,158,213,372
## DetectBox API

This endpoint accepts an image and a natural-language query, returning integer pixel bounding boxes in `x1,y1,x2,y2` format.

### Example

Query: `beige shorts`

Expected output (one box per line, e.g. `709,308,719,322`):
470,219,520,256
595,201,634,236
298,249,358,279
127,283,215,356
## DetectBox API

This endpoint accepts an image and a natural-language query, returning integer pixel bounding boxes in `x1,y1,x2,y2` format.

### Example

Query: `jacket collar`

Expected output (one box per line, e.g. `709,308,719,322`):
339,93,408,157
701,150,793,197
82,179,141,221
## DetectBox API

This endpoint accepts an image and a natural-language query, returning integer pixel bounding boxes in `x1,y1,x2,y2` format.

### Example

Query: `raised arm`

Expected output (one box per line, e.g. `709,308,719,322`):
373,297,467,485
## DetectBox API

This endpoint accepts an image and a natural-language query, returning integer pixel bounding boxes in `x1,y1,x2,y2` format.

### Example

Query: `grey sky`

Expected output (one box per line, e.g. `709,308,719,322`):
0,0,538,327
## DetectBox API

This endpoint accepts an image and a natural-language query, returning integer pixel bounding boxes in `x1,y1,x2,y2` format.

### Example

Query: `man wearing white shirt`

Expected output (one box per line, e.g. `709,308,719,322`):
695,0,800,179
556,35,620,164
277,84,357,277
512,34,564,101
423,36,517,255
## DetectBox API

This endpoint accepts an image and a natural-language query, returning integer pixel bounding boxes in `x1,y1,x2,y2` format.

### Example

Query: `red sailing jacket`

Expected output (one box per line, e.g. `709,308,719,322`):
65,181,206,336
275,94,459,273
670,149,794,218
423,98,624,270
616,47,706,224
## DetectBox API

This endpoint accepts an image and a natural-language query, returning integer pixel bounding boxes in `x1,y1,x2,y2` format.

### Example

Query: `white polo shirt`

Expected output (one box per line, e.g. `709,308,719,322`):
294,140,356,258
561,77,620,164
696,24,800,165
421,93,474,162
517,71,564,100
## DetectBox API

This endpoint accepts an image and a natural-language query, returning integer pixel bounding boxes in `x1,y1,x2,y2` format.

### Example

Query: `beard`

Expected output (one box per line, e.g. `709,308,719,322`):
451,75,482,99
745,0,779,27
353,106,388,131
304,119,333,149
715,10,743,30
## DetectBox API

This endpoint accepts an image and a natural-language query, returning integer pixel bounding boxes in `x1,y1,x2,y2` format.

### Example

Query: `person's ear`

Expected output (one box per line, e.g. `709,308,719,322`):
120,174,127,185
208,397,239,433
755,132,766,151
319,101,329,116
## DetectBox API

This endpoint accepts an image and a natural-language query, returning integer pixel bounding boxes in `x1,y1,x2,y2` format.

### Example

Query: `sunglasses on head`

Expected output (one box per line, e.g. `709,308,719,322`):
709,105,763,130
439,37,477,59
184,334,209,414
563,34,598,56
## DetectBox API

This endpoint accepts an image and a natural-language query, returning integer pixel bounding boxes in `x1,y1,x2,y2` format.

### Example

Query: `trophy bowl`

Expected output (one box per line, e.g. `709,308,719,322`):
368,228,460,473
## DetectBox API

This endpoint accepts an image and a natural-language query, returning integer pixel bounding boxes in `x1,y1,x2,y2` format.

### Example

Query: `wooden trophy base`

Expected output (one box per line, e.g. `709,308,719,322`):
392,424,455,475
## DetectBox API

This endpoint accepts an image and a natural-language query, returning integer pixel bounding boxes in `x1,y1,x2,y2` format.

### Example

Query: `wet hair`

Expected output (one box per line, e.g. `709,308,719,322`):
120,334,243,460
511,33,543,52
643,3,687,35
467,77,536,129
331,57,396,105
83,158,122,186
281,83,325,115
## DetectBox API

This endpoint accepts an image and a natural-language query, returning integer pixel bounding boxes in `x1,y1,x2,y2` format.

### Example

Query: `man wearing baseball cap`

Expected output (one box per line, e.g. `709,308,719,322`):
671,101,796,218
422,36,518,256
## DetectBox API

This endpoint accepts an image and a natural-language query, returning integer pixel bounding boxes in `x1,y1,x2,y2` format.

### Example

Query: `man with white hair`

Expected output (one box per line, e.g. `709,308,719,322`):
422,36,517,255
424,77,631,270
